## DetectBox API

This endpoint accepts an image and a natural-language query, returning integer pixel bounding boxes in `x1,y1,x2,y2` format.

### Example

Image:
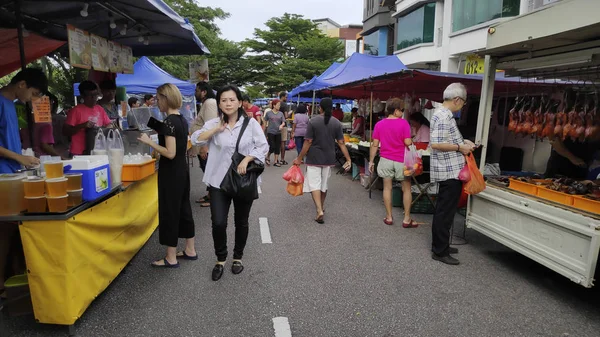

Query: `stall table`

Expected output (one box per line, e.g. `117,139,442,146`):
0,173,158,330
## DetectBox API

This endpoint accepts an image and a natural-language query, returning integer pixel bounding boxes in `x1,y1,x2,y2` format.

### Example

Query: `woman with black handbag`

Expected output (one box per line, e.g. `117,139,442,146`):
191,84,269,281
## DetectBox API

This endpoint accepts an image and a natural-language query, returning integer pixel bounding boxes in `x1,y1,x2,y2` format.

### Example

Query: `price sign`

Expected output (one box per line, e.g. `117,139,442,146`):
32,96,51,123
464,55,484,75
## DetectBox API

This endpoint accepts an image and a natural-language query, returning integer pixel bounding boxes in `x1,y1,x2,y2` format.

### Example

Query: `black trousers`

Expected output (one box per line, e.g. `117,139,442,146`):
431,179,462,256
197,154,208,172
268,133,282,155
209,187,254,262
158,170,195,247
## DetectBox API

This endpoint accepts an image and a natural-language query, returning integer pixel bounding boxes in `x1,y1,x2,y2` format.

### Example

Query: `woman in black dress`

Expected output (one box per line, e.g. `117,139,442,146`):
138,83,196,268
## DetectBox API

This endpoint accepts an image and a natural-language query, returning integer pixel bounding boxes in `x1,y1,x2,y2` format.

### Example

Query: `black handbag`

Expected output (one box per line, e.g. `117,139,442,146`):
220,117,264,200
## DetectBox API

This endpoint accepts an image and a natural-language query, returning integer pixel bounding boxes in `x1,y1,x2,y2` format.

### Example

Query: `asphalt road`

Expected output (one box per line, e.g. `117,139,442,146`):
3,159,600,337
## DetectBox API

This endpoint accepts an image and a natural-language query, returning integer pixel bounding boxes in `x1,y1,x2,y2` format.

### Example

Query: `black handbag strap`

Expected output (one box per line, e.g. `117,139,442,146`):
235,116,251,153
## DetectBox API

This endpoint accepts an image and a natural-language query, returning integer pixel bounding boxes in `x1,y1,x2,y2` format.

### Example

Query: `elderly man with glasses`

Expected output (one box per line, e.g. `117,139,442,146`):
430,83,476,265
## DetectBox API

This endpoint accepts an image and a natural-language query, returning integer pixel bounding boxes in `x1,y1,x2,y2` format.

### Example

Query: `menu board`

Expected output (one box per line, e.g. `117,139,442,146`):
67,25,92,69
108,41,122,73
32,96,51,123
121,45,133,74
189,59,209,83
90,34,109,72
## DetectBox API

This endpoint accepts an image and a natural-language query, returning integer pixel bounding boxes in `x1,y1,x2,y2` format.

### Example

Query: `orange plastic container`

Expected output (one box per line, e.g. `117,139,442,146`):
23,178,45,197
572,196,600,214
536,187,575,206
508,179,539,196
121,159,156,182
67,189,83,207
24,196,47,213
47,195,68,213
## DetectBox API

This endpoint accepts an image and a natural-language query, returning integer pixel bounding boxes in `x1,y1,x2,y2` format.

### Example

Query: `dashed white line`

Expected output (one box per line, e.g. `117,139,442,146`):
272,317,292,337
259,217,272,244
258,185,262,194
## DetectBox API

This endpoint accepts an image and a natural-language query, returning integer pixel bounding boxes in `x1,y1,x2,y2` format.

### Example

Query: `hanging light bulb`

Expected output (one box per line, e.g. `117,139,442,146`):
80,3,89,17
120,24,127,36
138,28,144,42
110,18,116,29
143,36,149,46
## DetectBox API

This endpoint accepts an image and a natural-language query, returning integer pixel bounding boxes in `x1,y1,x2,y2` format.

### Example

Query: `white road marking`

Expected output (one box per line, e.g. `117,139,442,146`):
258,185,262,194
259,217,272,244
272,317,292,337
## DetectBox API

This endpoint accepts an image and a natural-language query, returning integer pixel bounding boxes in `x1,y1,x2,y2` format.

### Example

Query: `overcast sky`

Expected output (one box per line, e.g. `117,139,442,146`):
197,0,364,42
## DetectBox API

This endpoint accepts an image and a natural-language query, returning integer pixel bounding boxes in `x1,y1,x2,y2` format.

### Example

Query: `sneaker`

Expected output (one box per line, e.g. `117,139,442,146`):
432,253,460,265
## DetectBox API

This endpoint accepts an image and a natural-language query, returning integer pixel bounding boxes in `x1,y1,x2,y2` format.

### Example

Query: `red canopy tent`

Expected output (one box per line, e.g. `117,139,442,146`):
0,28,65,78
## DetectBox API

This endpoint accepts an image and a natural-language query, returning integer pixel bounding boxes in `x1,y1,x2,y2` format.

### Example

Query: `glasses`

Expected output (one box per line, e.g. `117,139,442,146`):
455,97,466,103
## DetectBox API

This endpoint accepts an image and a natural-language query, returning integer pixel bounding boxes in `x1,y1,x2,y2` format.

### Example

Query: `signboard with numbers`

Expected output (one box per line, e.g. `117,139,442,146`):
464,54,485,75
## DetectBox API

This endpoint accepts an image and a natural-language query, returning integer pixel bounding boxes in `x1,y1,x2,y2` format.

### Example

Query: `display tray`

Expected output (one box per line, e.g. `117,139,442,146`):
572,195,600,215
508,178,549,196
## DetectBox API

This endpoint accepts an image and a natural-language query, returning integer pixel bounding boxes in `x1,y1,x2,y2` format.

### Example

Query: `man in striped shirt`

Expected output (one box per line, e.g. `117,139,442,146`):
430,83,476,265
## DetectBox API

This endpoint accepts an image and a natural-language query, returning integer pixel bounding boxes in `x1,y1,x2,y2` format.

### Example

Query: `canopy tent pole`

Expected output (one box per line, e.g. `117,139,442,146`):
475,55,497,169
15,0,26,70
311,90,316,118
369,91,373,142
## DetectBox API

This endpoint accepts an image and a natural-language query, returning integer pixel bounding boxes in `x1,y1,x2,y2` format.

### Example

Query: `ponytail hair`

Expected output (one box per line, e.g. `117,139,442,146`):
320,98,333,125
216,84,246,124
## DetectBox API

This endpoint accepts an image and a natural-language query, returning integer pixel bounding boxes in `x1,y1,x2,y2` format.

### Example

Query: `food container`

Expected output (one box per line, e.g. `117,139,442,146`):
44,161,64,179
67,189,83,207
572,196,600,214
508,179,539,196
23,177,46,197
47,195,68,213
0,173,26,216
536,187,575,206
24,196,47,213
46,178,68,197
122,159,156,182
63,155,111,202
65,173,83,191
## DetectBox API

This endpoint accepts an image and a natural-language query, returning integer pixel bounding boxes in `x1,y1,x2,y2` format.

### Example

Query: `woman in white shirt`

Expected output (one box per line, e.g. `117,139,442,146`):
409,111,431,143
192,84,269,281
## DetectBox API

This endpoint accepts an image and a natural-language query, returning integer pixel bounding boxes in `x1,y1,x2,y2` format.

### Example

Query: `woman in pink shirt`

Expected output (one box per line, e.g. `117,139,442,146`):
63,81,113,156
368,98,417,227
409,112,431,143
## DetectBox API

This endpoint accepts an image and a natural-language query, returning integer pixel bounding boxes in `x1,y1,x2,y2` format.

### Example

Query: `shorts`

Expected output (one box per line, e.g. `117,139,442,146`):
377,157,405,181
303,166,332,193
281,126,288,142
268,133,282,155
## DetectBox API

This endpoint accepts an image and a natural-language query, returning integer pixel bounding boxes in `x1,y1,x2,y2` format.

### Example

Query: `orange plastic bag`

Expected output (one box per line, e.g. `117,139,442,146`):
283,165,304,184
286,182,303,196
463,153,486,195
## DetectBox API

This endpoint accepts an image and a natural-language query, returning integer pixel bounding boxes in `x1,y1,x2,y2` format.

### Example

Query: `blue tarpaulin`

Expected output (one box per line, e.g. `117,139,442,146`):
73,57,195,96
289,62,342,97
290,54,407,97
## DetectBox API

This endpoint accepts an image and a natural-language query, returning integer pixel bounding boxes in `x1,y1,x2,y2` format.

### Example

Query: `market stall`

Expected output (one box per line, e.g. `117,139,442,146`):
0,0,209,332
467,0,600,288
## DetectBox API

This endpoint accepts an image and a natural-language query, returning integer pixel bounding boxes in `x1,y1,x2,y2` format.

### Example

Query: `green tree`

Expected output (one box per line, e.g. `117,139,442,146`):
244,14,344,94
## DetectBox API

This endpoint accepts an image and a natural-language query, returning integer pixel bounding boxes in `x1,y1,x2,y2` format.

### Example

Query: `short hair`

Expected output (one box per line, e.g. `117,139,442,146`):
99,80,117,90
11,68,48,93
385,98,404,117
351,107,359,113
216,84,245,124
78,81,98,96
279,91,287,99
295,104,307,114
128,97,138,107
443,83,467,101
156,83,182,110
242,94,251,102
144,94,154,102
196,82,216,99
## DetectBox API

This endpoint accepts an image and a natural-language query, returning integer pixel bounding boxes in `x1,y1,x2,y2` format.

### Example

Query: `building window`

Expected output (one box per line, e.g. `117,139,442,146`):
452,0,520,32
396,3,436,51
363,30,379,55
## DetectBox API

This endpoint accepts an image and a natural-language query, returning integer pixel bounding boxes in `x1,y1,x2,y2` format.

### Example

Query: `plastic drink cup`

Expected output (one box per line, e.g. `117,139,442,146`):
44,161,64,179
24,196,47,213
67,189,83,207
23,178,45,197
65,173,83,191
46,178,67,197
47,195,68,213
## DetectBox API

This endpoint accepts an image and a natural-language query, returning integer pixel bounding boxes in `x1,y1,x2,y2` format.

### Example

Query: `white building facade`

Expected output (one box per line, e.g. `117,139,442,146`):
392,0,562,72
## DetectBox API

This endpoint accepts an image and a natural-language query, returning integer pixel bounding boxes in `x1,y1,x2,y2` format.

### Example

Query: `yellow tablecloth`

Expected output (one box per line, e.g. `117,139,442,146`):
19,173,158,325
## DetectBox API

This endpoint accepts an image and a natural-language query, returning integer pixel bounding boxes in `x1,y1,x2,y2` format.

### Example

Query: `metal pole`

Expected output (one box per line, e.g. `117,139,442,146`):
475,55,497,169
311,90,316,118
369,91,373,142
15,0,26,70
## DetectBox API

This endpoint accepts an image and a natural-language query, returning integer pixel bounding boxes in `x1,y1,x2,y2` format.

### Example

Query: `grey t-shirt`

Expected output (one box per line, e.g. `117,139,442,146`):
305,115,344,166
264,110,285,135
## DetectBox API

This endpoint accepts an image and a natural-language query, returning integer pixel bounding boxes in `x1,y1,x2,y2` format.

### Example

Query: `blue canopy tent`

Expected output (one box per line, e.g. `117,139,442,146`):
289,62,342,98
73,57,195,96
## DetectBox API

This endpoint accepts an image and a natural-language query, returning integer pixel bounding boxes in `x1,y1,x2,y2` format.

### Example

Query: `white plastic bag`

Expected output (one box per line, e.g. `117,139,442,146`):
91,129,107,155
107,129,125,187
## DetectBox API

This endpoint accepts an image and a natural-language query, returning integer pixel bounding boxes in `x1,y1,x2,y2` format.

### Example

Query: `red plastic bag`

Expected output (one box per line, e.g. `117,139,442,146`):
286,182,303,196
463,153,486,195
403,145,422,177
286,140,296,150
458,164,471,182
457,187,468,208
283,165,304,184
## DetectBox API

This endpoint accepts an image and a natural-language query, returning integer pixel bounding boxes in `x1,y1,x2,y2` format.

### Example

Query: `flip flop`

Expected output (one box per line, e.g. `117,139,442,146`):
383,218,393,226
281,160,288,165
195,195,209,203
402,219,419,228
274,162,281,167
176,251,198,261
266,159,271,166
200,201,211,207
151,258,180,268
315,214,324,224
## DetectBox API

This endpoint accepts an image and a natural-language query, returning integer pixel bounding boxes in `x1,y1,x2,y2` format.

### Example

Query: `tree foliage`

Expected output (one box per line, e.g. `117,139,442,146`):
243,14,344,95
